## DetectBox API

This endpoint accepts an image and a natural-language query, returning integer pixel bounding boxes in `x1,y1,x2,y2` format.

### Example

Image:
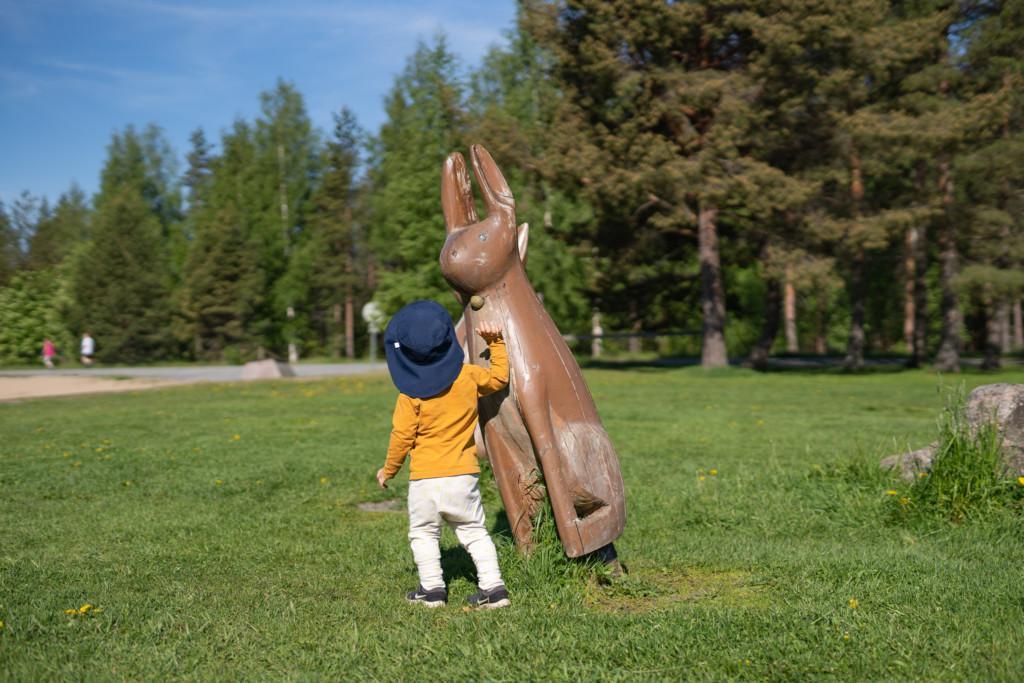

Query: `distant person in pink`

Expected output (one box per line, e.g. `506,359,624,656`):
42,338,57,368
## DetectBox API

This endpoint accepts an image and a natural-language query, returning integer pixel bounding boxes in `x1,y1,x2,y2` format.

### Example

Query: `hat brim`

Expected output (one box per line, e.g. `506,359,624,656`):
384,331,465,399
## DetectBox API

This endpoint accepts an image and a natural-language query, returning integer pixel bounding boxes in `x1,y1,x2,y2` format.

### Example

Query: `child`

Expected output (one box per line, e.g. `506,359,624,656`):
376,300,511,609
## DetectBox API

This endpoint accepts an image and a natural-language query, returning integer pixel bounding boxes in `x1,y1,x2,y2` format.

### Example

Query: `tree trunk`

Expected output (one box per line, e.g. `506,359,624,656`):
784,266,798,353
277,143,290,254
999,302,1011,354
933,159,961,372
815,294,828,354
331,303,343,359
981,293,1004,370
1014,299,1024,351
844,151,866,371
699,204,728,368
843,248,867,371
903,227,916,352
344,293,355,359
591,309,603,359
748,277,781,371
908,224,928,368
628,301,642,354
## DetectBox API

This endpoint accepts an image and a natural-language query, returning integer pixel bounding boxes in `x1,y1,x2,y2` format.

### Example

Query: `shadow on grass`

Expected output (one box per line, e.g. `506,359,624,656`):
440,546,477,586
580,354,1024,376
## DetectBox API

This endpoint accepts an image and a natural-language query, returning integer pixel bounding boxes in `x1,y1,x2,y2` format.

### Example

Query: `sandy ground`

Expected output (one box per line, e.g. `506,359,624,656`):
0,376,192,402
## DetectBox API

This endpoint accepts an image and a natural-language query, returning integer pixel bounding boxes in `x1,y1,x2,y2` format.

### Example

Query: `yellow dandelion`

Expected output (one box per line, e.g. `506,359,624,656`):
755,419,766,427
885,490,898,496
848,598,858,609
918,472,927,478
698,475,706,481
78,604,92,615
843,631,850,641
709,469,718,476
0,619,4,629
95,447,104,452
63,451,71,458
899,497,910,506
320,477,329,485
64,608,77,615
256,480,264,486
1018,476,1024,486
231,434,241,441
215,479,223,486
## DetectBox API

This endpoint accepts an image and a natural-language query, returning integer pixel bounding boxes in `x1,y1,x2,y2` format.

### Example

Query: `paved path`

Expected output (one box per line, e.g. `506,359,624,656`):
0,362,387,381
0,362,388,401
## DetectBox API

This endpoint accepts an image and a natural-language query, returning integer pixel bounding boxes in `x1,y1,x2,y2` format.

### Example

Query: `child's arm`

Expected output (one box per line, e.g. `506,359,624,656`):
471,322,509,396
377,393,419,488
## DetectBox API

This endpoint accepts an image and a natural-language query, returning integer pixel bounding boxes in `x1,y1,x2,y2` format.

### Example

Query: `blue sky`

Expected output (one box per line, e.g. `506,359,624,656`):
0,0,517,206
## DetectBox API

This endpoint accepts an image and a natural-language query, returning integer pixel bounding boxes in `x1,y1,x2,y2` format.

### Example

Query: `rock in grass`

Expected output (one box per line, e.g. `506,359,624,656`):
241,359,296,380
881,383,1024,481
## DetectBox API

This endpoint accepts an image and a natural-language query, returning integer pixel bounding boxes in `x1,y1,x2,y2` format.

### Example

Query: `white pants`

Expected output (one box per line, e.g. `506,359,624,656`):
408,474,504,591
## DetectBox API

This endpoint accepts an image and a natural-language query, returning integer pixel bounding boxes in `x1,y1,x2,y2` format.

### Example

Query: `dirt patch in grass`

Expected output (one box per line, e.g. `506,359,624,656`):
587,565,768,614
356,499,403,512
0,376,190,401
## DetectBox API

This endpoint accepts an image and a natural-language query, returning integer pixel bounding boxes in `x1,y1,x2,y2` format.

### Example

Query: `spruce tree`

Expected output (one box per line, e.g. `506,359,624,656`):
467,21,594,334
71,185,172,362
26,185,91,270
71,126,178,362
368,37,467,317
179,121,266,360
0,201,18,287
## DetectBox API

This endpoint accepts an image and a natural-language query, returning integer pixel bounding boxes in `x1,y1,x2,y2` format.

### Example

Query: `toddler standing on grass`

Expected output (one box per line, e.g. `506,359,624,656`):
376,300,511,609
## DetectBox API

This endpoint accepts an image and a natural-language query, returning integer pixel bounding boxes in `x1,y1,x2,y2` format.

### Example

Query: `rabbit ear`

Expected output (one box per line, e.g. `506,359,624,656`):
442,152,477,234
517,222,529,267
470,144,515,220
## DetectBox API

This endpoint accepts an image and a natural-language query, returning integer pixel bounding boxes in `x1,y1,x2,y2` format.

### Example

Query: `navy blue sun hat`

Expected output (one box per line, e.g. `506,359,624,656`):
384,300,464,398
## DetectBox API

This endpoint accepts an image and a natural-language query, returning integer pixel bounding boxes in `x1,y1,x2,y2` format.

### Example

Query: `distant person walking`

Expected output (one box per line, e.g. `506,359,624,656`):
80,332,95,365
42,338,57,368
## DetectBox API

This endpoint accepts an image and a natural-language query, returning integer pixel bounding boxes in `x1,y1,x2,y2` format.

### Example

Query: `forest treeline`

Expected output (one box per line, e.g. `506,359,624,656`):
1,0,1022,370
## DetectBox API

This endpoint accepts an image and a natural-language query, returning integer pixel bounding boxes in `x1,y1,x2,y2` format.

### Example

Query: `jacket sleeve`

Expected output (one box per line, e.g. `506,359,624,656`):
382,393,418,478
468,338,509,396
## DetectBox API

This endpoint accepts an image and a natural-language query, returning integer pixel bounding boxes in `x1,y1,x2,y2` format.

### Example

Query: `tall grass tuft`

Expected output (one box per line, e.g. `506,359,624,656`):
891,386,1022,523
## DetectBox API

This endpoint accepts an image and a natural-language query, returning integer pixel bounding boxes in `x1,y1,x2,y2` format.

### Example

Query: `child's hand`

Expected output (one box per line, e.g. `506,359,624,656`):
376,468,390,489
476,321,503,344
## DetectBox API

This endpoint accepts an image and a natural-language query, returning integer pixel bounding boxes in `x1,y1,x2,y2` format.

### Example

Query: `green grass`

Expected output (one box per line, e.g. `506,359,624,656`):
2,368,1024,680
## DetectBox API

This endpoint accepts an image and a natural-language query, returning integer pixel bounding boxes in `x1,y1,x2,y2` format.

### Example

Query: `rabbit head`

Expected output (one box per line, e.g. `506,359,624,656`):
439,145,525,295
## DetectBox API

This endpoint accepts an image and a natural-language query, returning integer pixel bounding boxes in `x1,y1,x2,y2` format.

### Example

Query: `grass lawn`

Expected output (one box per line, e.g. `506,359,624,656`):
2,366,1023,680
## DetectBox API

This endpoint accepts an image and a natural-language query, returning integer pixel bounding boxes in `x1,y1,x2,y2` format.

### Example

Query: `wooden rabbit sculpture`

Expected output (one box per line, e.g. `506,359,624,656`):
439,144,626,559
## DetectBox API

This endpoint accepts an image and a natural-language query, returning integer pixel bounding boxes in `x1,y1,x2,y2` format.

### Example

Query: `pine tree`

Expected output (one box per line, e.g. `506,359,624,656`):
955,0,1024,368
526,0,810,366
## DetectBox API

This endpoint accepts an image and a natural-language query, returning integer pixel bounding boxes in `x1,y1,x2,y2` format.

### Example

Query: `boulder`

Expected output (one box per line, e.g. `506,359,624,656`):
881,383,1024,481
241,359,295,381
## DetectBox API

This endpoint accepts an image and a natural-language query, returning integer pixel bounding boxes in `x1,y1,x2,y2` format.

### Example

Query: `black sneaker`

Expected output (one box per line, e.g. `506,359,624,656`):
467,584,511,609
406,585,447,608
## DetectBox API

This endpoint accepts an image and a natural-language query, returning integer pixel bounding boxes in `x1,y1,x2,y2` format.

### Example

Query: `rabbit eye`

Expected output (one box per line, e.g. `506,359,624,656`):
478,232,488,242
